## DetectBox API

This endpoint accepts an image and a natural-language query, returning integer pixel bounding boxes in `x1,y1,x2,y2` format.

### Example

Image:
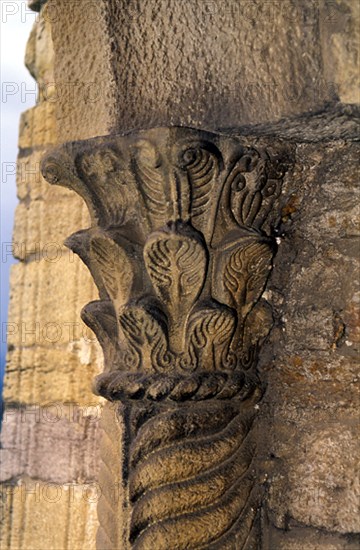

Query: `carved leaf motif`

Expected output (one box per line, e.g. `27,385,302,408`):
77,148,129,227
80,149,119,180
180,144,222,241
91,236,133,312
224,240,273,318
254,177,281,229
182,305,236,372
40,128,292,550
119,305,173,372
134,139,170,229
226,153,262,226
226,152,282,232
144,224,207,324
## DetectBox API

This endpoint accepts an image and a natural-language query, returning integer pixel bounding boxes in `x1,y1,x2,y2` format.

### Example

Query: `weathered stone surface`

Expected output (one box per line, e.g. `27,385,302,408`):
47,0,355,142
13,192,89,261
266,418,359,532
47,0,116,142
256,139,360,536
25,5,54,95
321,0,360,104
0,479,98,550
3,258,101,406
16,150,54,201
108,0,334,129
19,102,57,150
4,345,102,407
6,258,97,347
267,525,360,550
235,103,360,143
96,403,126,550
1,6,102,550
0,405,101,483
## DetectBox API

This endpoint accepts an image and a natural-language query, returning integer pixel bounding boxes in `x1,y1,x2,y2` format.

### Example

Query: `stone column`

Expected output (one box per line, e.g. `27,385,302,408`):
42,126,293,548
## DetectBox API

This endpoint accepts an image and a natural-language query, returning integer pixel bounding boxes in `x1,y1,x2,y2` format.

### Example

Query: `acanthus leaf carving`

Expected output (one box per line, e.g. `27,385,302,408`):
133,138,171,229
222,238,274,315
41,127,293,550
182,302,236,372
178,142,223,241
91,235,134,309
119,302,173,373
144,221,207,355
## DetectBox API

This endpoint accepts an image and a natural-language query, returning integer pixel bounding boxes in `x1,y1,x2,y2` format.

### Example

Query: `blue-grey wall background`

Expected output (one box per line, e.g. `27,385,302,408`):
1,6,36,393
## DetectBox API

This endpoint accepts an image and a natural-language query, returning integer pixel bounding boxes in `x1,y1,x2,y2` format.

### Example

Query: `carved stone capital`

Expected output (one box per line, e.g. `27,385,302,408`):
42,127,292,549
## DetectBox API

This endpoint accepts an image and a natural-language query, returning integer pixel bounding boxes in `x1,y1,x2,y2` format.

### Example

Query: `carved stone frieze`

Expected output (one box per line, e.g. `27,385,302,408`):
42,127,292,549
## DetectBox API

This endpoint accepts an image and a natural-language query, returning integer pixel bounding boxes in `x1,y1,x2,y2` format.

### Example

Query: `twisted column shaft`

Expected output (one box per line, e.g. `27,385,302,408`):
42,127,292,549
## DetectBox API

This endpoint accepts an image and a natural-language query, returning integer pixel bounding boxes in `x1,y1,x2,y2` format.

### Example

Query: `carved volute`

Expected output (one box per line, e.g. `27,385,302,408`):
42,127,292,549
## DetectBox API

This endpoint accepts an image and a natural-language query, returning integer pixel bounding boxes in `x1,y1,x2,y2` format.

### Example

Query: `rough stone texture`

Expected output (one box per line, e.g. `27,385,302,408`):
25,4,54,93
4,258,101,405
321,0,360,104
2,7,101,408
257,138,360,543
47,0,116,142
18,101,57,149
4,344,102,407
234,103,360,142
96,403,125,550
13,193,89,259
0,480,99,550
48,0,360,142
266,525,360,550
106,0,330,130
0,405,101,483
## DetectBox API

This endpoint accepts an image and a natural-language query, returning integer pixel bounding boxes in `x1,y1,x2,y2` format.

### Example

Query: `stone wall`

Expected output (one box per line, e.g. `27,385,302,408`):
1,1,359,549
1,5,102,549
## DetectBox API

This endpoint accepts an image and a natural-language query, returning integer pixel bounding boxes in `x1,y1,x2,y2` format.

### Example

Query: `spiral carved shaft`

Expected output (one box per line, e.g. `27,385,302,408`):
41,127,292,550
126,389,261,550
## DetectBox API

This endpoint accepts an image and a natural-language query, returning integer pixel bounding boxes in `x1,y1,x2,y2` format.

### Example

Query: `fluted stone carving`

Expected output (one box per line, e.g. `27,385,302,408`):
42,127,292,549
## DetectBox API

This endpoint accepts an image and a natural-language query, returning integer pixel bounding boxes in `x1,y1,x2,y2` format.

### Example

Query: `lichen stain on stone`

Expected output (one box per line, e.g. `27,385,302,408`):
331,312,346,349
281,194,300,223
